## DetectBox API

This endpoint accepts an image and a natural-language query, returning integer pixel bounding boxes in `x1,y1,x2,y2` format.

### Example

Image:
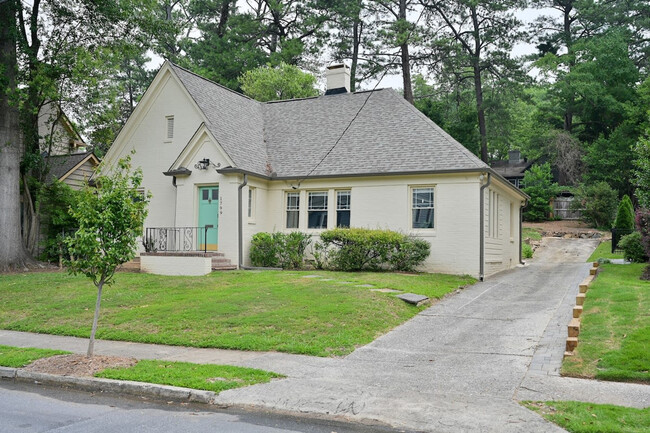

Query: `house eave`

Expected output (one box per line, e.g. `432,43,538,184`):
217,166,528,199
163,167,192,177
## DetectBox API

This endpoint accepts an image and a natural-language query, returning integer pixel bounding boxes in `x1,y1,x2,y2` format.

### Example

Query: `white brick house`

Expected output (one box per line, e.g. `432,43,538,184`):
102,61,527,279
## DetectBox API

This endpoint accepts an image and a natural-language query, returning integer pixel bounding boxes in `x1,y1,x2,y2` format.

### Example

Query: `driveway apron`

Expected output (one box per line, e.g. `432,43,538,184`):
215,238,600,432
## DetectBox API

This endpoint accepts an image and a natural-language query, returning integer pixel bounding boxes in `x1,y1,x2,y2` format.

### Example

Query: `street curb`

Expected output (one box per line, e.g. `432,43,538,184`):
2,368,216,404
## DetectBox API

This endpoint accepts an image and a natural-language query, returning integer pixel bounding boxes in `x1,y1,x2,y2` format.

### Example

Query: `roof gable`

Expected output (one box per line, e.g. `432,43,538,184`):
168,64,269,175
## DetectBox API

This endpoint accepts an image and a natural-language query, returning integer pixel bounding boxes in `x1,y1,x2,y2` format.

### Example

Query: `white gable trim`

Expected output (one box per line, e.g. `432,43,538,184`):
168,123,236,171
102,61,210,170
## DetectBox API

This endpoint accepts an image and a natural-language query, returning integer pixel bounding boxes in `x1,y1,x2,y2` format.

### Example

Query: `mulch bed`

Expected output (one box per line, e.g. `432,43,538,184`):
23,354,137,377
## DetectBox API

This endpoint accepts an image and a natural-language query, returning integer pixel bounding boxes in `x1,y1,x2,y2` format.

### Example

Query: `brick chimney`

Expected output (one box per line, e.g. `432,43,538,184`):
325,64,351,95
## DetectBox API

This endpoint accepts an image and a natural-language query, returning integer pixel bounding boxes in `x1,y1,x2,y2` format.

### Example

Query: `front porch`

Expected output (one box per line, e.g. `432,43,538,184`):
139,226,236,275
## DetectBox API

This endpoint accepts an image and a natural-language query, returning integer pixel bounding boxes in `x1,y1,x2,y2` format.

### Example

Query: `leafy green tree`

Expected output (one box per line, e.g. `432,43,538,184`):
523,163,559,221
421,0,526,162
65,155,150,356
574,182,618,229
239,63,319,101
634,128,650,209
614,195,635,231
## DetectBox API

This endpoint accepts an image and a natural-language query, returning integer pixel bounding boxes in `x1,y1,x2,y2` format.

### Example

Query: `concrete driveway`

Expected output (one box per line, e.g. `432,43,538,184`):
214,238,648,432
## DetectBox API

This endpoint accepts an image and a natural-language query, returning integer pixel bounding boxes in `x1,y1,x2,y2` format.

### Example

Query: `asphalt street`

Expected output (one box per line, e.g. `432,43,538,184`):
0,381,412,433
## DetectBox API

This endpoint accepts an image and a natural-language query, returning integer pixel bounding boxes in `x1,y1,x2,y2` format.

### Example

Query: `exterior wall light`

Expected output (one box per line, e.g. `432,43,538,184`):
194,158,221,170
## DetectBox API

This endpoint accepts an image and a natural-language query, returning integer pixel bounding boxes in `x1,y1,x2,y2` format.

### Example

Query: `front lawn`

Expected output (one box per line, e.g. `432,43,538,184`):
0,270,474,357
96,360,283,393
524,401,650,433
562,264,649,383
0,345,69,368
588,240,624,262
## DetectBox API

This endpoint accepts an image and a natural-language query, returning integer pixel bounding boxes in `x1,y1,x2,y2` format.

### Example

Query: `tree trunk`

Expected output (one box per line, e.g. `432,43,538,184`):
471,6,488,163
216,0,232,38
473,62,488,162
0,0,31,271
399,0,414,104
87,276,105,357
563,5,574,132
350,19,361,92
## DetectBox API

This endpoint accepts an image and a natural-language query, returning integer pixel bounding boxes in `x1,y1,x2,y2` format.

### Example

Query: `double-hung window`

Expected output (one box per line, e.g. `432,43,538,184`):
286,192,300,228
308,191,328,229
336,190,351,227
412,187,434,229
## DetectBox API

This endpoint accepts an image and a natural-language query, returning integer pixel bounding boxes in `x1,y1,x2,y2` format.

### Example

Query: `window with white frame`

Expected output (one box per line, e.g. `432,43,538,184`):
248,187,256,219
286,192,300,228
412,187,434,229
166,116,174,139
336,190,351,227
308,191,328,229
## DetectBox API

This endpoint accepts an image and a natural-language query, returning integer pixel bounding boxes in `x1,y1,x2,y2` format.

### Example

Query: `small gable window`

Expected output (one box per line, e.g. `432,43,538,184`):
166,116,174,139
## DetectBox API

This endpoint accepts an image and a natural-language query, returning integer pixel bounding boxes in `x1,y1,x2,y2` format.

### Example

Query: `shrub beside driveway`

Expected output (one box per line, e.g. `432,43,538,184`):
0,270,474,357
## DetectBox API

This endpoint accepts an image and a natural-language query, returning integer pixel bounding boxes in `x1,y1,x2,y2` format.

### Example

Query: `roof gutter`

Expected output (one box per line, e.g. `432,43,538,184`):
237,174,248,269
479,172,491,281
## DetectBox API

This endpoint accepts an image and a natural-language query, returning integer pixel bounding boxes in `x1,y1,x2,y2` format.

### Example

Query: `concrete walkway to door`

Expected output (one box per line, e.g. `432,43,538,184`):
1,238,648,432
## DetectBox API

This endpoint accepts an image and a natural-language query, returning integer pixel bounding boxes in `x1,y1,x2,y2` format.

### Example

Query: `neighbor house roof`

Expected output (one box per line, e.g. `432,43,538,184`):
168,62,488,179
490,159,533,179
46,152,99,184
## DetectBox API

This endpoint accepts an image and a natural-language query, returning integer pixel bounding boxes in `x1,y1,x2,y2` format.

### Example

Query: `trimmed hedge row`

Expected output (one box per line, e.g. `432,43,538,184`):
250,228,430,272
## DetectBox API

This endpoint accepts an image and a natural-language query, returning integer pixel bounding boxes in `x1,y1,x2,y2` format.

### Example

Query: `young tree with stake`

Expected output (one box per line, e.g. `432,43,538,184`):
65,154,150,357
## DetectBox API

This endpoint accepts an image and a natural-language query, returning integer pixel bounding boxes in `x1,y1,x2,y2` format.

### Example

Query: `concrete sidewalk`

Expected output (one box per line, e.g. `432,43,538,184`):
1,238,649,432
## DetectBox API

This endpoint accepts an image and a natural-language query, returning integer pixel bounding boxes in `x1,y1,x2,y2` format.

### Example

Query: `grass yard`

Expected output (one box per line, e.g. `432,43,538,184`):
588,240,624,262
524,401,650,433
0,345,69,368
522,227,543,241
96,360,283,393
561,264,650,383
0,270,474,357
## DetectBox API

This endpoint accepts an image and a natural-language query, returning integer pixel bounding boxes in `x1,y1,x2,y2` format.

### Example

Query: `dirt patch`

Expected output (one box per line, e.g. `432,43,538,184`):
23,354,137,377
524,220,606,239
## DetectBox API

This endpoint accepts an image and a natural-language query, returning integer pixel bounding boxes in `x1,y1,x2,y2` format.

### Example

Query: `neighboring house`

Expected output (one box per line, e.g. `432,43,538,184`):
102,61,528,279
490,150,533,189
39,102,87,156
46,152,100,190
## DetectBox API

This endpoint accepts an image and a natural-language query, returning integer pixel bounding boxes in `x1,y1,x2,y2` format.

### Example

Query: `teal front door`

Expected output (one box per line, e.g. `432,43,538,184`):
198,186,219,251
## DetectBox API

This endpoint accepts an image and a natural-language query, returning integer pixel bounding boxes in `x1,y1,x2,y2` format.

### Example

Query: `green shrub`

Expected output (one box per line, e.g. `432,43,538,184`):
522,243,533,259
320,228,403,271
319,228,430,271
636,209,650,261
573,182,618,228
249,232,311,269
614,194,635,230
389,238,431,271
249,233,279,267
38,181,80,262
523,163,559,222
276,231,311,269
618,232,648,263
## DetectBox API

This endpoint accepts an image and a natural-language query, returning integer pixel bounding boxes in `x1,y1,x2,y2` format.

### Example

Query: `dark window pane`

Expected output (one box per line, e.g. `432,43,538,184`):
212,189,219,200
412,209,434,228
337,210,350,228
202,190,209,200
413,188,434,208
308,211,328,229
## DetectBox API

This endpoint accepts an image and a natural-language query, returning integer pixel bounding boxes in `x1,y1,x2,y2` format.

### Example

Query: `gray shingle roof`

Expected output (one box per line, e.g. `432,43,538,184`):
169,62,487,179
46,152,95,184
170,64,269,175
